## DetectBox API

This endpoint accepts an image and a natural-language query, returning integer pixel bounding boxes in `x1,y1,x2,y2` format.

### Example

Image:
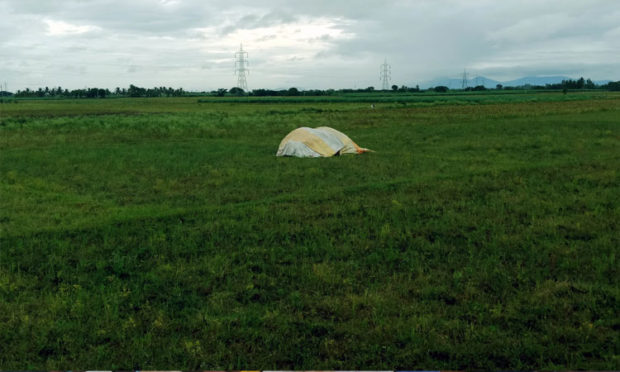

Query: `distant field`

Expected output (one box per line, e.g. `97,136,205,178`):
0,92,618,369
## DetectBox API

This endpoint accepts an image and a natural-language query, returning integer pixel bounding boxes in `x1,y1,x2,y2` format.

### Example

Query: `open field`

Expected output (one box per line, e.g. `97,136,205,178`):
1,92,619,369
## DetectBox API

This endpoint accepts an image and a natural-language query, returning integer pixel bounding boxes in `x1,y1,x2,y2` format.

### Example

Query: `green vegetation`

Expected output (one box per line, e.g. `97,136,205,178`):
9,78,620,99
1,92,618,369
196,90,616,105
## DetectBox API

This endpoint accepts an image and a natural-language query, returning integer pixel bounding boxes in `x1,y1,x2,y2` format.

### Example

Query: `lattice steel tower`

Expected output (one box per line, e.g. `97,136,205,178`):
380,59,391,90
234,44,249,91
461,69,468,89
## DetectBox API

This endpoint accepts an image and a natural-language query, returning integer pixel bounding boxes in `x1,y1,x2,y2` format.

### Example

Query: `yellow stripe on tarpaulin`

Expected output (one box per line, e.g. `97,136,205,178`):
282,127,338,157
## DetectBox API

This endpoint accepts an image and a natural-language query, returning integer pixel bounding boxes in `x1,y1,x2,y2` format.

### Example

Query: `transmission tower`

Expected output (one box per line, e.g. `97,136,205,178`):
234,44,249,91
380,59,391,90
461,69,468,89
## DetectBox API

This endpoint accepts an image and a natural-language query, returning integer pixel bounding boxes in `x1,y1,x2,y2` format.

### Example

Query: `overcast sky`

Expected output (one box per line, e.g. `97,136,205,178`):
1,0,619,91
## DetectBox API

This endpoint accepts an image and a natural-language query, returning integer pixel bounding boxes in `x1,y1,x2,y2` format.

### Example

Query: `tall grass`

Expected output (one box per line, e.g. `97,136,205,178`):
0,93,618,369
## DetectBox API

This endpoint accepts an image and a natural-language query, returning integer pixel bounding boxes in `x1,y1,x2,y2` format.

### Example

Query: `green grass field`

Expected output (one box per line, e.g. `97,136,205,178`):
1,92,618,369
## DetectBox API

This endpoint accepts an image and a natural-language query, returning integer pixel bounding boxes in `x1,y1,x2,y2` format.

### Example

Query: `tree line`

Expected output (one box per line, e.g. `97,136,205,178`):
501,77,620,91
13,85,186,98
8,78,620,99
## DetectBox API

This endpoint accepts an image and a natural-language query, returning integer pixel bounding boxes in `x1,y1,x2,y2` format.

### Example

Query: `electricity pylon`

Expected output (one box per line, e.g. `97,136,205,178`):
234,44,249,91
461,69,468,89
380,59,391,90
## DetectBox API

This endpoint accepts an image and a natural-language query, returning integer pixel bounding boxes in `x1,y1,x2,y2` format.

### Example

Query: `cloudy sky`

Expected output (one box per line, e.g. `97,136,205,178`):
1,0,619,91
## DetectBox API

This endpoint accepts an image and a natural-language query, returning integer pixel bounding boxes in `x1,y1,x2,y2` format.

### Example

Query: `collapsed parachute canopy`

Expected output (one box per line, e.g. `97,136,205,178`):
276,127,370,157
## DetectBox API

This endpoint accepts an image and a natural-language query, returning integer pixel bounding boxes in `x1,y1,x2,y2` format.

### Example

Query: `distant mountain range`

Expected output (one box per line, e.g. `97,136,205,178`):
416,76,612,89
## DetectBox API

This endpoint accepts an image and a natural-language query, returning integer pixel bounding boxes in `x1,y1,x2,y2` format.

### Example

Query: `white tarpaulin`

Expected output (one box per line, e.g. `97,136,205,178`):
276,127,370,157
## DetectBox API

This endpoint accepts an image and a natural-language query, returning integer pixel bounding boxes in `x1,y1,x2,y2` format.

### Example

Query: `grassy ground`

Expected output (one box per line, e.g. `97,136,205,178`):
0,92,618,369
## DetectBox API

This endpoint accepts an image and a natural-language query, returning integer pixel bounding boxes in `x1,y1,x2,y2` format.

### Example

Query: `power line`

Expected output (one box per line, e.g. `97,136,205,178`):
380,58,391,90
234,43,249,91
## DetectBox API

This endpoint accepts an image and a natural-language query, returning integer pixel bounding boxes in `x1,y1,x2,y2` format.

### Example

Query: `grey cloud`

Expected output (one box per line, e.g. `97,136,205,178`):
308,34,333,44
2,0,619,91
7,0,218,35
220,11,298,35
256,34,277,42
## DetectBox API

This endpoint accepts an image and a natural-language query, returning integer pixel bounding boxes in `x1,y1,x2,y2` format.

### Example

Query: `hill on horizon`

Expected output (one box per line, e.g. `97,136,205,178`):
415,75,612,89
